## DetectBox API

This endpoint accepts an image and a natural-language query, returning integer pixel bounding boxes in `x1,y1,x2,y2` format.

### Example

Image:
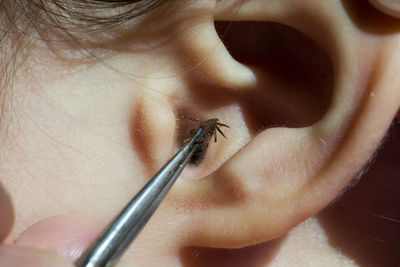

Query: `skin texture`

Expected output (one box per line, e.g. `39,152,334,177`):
0,0,399,266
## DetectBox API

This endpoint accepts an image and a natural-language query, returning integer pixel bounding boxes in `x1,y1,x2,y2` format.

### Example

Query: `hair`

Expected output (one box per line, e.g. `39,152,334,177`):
0,0,169,64
0,0,169,127
1,0,168,32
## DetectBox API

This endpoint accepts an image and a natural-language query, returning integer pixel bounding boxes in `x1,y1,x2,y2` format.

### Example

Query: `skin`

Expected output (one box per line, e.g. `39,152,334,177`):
0,0,399,266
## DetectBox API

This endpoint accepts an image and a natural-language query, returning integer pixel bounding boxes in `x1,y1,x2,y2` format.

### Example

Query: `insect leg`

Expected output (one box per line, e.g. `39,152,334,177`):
181,115,200,122
216,126,227,139
217,122,230,128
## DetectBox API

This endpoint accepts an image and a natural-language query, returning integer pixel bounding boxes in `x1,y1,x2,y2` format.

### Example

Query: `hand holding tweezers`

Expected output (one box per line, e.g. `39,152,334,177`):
75,122,215,267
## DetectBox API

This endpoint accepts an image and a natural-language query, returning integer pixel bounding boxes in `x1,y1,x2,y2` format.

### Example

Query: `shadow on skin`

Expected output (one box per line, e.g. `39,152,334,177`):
179,21,334,136
341,0,400,34
179,236,286,267
317,123,400,267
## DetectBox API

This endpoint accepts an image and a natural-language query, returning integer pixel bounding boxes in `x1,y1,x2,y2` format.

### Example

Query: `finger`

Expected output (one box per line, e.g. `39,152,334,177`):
0,184,14,242
0,244,73,267
15,215,146,266
16,215,101,262
369,0,400,19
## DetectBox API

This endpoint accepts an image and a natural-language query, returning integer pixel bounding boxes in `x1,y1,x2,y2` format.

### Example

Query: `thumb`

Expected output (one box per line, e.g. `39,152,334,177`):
369,0,400,18
0,183,14,242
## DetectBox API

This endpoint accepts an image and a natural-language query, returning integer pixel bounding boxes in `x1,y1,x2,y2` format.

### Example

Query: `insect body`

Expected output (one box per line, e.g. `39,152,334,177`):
186,117,229,165
198,118,229,143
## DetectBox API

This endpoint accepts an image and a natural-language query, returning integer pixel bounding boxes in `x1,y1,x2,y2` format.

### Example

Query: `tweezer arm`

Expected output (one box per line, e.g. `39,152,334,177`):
75,127,206,267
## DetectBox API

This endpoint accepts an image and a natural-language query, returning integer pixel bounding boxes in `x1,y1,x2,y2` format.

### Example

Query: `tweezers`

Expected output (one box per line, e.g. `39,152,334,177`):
75,122,214,267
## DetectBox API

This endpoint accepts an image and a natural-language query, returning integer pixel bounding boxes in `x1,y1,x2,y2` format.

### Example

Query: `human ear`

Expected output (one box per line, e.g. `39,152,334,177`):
132,0,400,249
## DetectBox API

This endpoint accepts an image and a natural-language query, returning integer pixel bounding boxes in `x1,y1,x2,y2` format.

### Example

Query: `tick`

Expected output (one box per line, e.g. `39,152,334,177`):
183,117,229,165
198,118,229,143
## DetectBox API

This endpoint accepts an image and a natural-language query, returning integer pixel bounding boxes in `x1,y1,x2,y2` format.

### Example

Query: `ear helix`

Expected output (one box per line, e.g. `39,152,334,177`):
177,19,257,90
369,0,400,19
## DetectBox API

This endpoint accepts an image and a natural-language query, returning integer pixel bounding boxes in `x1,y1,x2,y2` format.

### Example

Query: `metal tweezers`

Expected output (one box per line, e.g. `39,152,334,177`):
75,122,214,267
